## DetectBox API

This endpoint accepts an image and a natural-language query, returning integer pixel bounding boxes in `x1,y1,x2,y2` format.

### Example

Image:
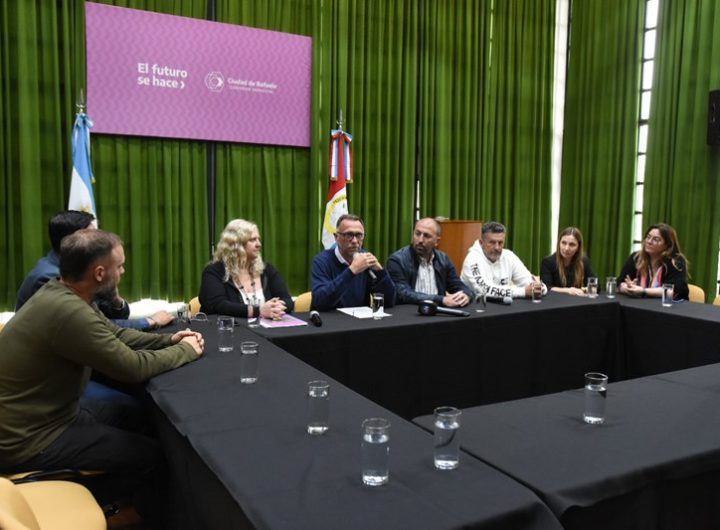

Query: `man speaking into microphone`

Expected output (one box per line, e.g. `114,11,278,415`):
311,214,396,311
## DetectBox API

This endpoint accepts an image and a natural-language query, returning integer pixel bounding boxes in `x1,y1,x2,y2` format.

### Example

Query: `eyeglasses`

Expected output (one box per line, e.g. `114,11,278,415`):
336,231,365,241
645,235,664,244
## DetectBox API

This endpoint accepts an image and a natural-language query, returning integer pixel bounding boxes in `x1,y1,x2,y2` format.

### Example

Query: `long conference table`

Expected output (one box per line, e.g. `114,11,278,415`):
147,293,720,529
148,321,562,530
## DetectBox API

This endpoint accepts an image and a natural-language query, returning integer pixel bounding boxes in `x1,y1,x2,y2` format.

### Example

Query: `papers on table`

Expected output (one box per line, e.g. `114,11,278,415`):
128,299,186,318
259,314,308,328
337,306,391,319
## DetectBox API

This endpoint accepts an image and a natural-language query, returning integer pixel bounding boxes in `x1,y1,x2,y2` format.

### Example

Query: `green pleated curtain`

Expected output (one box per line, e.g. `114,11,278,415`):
482,0,555,270
1,0,579,310
214,0,419,290
644,0,720,301
559,0,645,281
0,1,85,307
419,0,555,271
213,0,316,295
317,0,420,262
419,0,491,220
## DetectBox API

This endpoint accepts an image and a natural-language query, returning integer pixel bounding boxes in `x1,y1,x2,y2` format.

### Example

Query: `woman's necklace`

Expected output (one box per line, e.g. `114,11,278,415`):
237,271,260,306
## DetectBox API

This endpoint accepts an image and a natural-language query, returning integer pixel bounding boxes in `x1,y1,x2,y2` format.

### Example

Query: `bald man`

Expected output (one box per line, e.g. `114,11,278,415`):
386,218,472,307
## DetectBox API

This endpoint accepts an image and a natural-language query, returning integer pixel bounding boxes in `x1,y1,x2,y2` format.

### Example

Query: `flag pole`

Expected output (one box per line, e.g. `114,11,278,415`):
322,109,352,249
76,89,85,113
68,88,98,220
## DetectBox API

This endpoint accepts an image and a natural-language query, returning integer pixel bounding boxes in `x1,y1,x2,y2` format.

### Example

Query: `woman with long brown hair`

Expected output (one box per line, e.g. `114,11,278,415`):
617,223,689,300
540,227,596,296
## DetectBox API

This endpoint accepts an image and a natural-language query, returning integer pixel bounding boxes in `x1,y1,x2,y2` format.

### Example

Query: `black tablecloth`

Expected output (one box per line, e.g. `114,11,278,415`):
413,363,720,530
619,297,720,377
251,294,622,419
148,319,562,530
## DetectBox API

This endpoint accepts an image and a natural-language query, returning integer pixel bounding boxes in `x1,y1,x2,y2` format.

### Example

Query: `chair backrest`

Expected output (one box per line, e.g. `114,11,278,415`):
714,295,720,306
294,292,312,313
189,296,201,317
688,284,705,303
0,477,41,530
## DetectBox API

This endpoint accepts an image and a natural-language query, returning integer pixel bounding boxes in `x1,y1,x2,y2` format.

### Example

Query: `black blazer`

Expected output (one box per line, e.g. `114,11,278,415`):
617,252,689,301
540,253,596,289
199,261,294,317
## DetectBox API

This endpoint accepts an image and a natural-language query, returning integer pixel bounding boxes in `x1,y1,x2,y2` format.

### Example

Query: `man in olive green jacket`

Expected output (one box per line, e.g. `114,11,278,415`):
0,229,203,480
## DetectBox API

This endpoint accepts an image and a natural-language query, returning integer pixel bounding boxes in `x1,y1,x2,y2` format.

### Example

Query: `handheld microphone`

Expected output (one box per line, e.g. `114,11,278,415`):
354,251,377,280
418,300,470,317
309,310,323,327
477,294,513,306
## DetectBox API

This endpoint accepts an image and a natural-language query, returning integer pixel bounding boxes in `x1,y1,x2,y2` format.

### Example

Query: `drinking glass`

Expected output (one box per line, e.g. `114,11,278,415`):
371,293,385,320
217,316,234,352
240,341,259,384
361,418,390,486
587,277,599,298
307,380,330,435
434,406,461,470
176,304,185,323
583,372,608,424
662,284,674,307
605,278,617,299
531,282,543,304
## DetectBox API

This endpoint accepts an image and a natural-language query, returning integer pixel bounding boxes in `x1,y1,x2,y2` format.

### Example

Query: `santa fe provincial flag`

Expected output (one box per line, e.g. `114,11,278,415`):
322,128,353,249
68,112,97,218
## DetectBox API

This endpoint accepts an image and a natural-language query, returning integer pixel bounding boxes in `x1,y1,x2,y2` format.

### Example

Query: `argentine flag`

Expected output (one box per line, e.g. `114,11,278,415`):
68,112,97,220
322,128,353,249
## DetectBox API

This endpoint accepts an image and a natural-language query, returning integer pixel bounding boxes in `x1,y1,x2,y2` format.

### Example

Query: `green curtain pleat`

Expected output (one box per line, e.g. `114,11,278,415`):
559,0,644,280
8,0,693,310
93,136,209,301
419,0,554,271
213,0,315,296
318,0,420,262
88,0,209,302
644,0,720,301
418,0,490,220
0,1,80,307
482,0,555,271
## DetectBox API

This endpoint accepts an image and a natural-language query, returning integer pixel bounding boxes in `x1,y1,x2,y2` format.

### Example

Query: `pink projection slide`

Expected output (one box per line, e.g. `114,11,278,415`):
86,3,312,147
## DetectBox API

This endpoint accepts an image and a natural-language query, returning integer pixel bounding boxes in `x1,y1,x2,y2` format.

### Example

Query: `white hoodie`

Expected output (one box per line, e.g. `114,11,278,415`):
461,240,545,299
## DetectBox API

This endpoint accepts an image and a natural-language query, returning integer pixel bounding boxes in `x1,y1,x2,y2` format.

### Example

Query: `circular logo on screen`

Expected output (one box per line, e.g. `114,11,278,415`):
205,71,225,92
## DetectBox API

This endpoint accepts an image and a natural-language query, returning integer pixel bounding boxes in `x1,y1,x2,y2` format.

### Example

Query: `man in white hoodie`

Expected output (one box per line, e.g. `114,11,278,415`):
461,221,546,300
